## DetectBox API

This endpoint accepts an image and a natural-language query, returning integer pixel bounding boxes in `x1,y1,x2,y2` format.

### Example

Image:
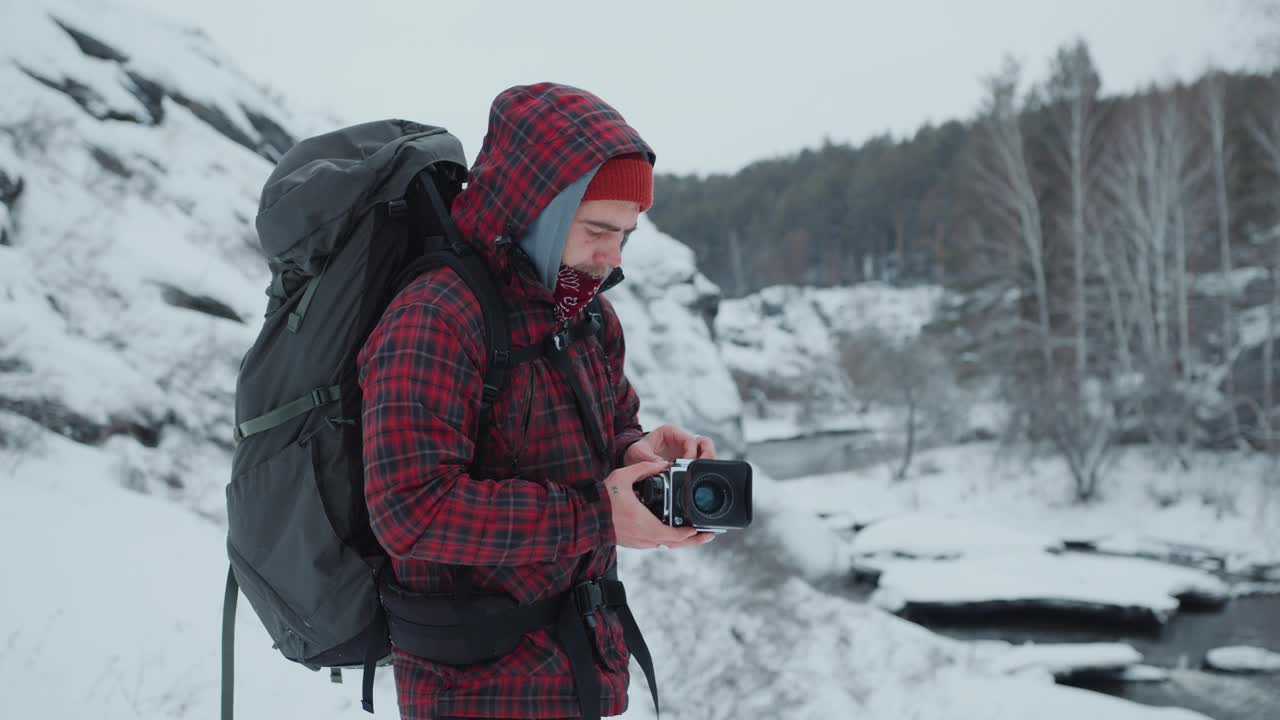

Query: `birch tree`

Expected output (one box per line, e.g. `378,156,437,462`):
1101,90,1201,454
973,57,1053,374
1203,71,1242,444
1045,40,1102,386
1249,109,1280,454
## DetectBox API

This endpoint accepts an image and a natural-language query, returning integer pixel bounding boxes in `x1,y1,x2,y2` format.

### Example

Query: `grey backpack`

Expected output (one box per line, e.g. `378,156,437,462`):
222,120,469,718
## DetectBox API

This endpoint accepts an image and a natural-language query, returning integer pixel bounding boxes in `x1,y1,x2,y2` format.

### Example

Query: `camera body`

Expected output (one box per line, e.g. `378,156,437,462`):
637,458,752,532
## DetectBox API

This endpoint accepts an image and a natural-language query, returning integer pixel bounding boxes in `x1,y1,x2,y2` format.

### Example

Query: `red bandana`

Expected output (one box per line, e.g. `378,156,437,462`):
553,266,606,323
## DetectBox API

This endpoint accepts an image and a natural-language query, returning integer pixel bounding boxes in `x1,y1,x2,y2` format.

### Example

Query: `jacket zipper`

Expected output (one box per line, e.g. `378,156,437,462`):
511,376,534,469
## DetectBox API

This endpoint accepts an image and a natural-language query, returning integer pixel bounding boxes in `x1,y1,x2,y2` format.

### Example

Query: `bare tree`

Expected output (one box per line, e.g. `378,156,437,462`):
974,57,1054,375
1045,40,1102,387
1203,71,1243,445
838,329,956,481
1249,108,1280,456
971,54,1123,501
1101,89,1203,456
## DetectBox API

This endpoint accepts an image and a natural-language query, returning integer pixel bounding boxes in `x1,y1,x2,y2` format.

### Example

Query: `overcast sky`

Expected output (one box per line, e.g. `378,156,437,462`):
124,0,1268,176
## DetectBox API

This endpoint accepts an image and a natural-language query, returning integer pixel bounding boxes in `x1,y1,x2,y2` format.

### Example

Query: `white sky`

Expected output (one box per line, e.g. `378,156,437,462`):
120,0,1267,176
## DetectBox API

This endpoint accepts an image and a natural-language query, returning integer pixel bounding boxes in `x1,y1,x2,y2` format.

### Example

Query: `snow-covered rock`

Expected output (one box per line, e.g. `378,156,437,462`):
1204,645,1280,674
609,218,744,455
868,549,1229,624
716,282,944,438
987,642,1144,678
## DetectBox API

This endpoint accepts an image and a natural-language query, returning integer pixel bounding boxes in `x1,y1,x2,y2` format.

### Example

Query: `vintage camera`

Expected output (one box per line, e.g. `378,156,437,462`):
637,458,752,532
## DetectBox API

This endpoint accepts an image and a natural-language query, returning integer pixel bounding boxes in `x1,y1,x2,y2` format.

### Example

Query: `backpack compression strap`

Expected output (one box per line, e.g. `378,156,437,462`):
221,566,238,720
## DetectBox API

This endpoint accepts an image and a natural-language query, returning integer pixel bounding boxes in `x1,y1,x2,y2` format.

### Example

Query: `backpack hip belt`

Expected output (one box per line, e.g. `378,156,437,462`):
378,565,659,720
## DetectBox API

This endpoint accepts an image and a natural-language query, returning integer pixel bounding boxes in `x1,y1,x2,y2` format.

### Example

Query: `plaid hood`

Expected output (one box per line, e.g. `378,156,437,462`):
450,83,654,298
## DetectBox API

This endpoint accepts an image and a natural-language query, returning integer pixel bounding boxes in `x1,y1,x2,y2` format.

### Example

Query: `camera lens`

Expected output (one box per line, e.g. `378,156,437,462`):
690,474,731,518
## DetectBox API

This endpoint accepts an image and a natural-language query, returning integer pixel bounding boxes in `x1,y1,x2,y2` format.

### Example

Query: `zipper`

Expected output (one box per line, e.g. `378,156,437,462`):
511,376,534,469
227,542,317,646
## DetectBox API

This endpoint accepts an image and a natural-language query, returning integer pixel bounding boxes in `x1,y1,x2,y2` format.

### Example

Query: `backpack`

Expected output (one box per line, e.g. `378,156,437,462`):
222,119,657,720
222,120,487,717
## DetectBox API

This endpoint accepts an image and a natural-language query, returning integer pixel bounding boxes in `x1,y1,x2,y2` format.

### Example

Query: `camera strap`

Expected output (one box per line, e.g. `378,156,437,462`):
536,299,610,464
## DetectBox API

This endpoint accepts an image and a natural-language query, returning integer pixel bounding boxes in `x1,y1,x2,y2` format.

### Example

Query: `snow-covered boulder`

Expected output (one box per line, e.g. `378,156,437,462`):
609,217,745,455
986,642,1144,678
1204,645,1280,674
715,282,944,440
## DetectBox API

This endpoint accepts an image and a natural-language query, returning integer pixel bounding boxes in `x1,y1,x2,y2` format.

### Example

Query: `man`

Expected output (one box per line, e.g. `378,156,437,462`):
358,82,716,720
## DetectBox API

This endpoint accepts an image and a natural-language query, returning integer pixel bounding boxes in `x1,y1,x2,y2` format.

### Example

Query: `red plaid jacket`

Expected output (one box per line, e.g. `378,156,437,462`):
358,83,655,719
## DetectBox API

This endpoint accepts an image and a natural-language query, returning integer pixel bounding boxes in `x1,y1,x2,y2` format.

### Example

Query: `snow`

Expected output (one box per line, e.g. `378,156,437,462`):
0,424,1215,720
787,443,1280,575
851,512,1061,558
718,283,945,435
609,216,745,453
1204,646,1280,674
868,548,1226,621
1119,665,1173,683
987,643,1144,677
1237,303,1276,349
0,1,1261,718
1193,267,1269,298
741,402,882,444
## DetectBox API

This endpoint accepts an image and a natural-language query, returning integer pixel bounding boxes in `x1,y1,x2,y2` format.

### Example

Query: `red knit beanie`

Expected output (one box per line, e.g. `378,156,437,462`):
581,153,653,211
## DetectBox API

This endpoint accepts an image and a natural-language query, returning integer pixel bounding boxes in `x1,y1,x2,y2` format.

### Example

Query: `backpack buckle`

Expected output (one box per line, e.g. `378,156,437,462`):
551,331,569,352
572,581,606,628
481,383,500,405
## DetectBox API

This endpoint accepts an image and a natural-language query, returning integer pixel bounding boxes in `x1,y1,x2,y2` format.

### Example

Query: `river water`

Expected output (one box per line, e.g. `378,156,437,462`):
920,594,1280,720
747,432,1280,720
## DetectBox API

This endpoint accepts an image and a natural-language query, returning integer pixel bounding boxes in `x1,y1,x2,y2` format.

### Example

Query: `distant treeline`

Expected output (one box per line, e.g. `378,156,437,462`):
655,42,1280,480
649,61,1278,299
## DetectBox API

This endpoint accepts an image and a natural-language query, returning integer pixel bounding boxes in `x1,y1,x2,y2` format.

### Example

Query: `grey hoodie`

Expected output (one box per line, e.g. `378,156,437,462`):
515,166,599,290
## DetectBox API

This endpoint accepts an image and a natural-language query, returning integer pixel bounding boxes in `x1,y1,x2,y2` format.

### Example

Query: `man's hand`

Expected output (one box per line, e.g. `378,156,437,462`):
623,424,716,465
604,459,716,549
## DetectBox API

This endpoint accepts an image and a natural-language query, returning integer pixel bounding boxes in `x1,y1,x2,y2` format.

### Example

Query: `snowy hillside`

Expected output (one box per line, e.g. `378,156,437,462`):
0,0,741,517
0,2,1232,719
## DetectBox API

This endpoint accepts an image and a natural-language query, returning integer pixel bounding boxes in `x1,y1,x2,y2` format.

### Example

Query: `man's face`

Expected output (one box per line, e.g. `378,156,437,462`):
561,199,641,278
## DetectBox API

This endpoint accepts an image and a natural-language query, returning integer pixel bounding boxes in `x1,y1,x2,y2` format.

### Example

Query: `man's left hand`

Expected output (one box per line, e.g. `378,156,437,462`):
623,424,716,465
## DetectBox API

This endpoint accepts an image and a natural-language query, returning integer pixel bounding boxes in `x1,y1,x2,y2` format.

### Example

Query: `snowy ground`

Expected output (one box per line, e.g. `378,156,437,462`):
0,420,1221,720
783,442,1280,576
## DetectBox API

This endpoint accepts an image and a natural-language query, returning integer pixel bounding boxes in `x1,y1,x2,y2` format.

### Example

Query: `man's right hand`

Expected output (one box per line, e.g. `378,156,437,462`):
603,460,717,550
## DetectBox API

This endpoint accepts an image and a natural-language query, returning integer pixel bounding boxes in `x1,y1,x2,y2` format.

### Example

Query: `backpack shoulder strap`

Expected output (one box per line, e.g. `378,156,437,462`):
391,174,512,430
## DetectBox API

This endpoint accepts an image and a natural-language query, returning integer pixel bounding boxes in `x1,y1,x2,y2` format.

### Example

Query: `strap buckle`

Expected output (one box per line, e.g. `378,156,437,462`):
551,331,570,352
310,388,329,407
481,383,500,405
572,581,606,628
